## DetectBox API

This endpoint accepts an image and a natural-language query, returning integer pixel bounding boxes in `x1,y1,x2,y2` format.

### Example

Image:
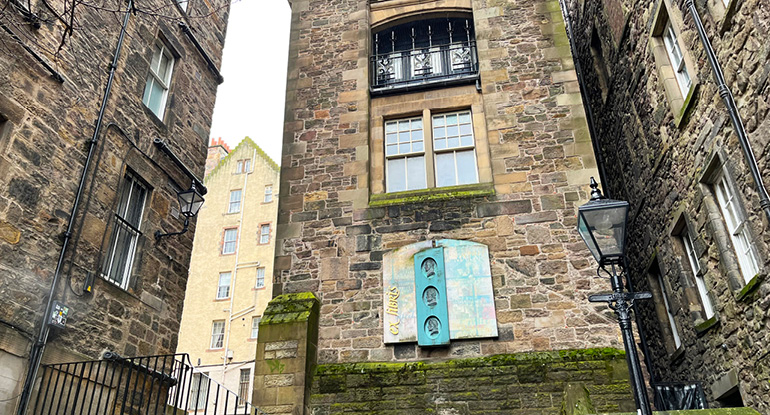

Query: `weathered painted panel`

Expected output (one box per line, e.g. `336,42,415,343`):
383,239,497,344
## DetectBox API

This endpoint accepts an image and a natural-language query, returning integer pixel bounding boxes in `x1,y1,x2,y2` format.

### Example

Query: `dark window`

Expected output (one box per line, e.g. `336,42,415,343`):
371,16,478,93
716,387,744,407
102,172,148,289
238,368,251,403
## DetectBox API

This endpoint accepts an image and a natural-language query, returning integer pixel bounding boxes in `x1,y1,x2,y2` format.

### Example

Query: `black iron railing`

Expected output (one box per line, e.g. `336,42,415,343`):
652,382,708,410
370,41,478,93
30,352,266,415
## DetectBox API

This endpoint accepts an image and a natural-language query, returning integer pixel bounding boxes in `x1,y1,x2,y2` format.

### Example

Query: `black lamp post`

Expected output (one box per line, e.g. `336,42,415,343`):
155,182,205,240
578,178,653,415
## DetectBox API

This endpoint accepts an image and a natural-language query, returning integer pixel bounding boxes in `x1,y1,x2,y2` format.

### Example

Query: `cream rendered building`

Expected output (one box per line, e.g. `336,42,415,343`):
177,137,279,407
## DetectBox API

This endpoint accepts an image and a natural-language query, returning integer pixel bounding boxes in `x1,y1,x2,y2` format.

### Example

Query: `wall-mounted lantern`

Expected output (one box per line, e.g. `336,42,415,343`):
155,182,205,240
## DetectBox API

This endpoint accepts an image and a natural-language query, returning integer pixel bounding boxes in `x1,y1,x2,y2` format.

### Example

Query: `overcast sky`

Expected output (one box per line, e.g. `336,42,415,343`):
208,0,292,164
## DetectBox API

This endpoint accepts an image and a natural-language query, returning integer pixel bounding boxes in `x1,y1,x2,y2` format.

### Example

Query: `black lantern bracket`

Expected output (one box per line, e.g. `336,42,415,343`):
155,182,205,241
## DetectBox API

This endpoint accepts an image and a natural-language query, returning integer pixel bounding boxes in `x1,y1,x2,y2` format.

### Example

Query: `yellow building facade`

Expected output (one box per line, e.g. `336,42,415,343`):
177,137,279,404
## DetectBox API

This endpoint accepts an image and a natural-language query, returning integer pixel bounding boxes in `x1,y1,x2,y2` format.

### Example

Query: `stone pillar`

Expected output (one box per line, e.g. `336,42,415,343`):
252,293,319,415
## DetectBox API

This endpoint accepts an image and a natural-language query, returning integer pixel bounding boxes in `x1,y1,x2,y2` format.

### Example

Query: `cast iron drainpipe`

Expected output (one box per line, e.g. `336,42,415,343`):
684,0,770,223
152,138,208,195
15,2,134,414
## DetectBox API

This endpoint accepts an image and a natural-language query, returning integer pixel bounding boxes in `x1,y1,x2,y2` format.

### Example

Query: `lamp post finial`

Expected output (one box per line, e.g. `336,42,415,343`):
589,177,604,201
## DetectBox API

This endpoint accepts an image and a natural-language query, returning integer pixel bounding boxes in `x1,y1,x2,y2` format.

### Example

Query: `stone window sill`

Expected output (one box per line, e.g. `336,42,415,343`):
369,182,495,207
736,273,764,302
669,344,685,364
694,314,720,335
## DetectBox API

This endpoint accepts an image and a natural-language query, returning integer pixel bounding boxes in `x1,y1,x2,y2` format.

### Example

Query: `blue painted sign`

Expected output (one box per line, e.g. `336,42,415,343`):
383,240,498,344
414,247,450,346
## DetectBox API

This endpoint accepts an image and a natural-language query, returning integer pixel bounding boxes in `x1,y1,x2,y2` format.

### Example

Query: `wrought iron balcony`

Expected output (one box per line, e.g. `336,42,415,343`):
371,41,478,93
370,16,478,94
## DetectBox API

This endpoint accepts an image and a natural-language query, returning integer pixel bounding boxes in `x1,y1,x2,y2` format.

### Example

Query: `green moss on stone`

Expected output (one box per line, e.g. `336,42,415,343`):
261,292,319,325
694,314,720,334
368,183,495,207
736,273,763,302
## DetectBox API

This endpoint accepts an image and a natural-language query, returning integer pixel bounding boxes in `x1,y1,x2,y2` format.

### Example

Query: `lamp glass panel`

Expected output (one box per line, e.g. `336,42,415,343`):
577,213,601,263
578,203,627,260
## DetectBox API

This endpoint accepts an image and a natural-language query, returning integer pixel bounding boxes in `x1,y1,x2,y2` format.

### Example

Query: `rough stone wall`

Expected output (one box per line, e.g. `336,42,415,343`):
565,0,770,410
309,348,635,415
0,0,228,408
276,0,623,366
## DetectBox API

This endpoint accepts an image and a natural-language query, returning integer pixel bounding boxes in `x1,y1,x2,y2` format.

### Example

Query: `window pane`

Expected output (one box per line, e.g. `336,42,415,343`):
411,119,422,130
459,123,472,136
458,112,471,123
251,317,260,338
433,127,445,138
413,140,424,152
407,156,426,190
142,77,153,108
399,143,410,154
445,114,457,125
435,152,456,187
158,52,171,81
433,115,445,127
434,138,446,150
447,136,460,148
256,268,265,288
398,131,410,143
412,129,423,143
386,144,398,156
151,45,161,73
217,273,231,299
460,135,474,147
386,133,397,144
387,158,406,192
446,125,459,138
398,120,410,131
147,81,165,115
386,122,397,133
456,150,478,185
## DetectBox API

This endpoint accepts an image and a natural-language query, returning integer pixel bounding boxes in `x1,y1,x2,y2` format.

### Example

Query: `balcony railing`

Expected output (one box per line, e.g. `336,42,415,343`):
30,352,267,415
370,41,478,94
652,382,708,410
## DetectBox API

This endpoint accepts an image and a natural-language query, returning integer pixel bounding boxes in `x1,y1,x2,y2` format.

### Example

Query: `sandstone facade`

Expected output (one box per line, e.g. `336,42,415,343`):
177,137,280,403
566,0,770,410
0,0,228,411
275,0,623,366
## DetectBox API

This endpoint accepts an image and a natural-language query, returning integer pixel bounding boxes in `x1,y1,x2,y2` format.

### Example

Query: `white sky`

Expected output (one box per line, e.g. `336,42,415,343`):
208,0,292,164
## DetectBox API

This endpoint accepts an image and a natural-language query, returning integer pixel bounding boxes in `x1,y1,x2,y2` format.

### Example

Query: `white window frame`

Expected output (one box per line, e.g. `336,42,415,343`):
142,42,174,119
222,228,238,254
210,321,225,349
714,173,760,284
176,0,188,12
259,224,270,244
228,189,242,213
250,316,260,339
681,228,715,319
255,268,265,288
662,21,691,97
188,372,210,409
657,273,682,350
102,173,148,290
432,110,479,187
384,116,427,192
216,272,231,299
264,185,273,203
238,368,251,404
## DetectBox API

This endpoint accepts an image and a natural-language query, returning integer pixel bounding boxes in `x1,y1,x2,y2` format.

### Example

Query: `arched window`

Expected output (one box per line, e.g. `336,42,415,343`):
371,15,478,93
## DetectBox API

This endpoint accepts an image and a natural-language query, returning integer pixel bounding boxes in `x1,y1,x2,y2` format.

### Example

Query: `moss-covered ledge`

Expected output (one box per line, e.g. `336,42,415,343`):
261,292,319,325
603,409,761,415
735,273,764,302
369,182,495,207
694,314,720,335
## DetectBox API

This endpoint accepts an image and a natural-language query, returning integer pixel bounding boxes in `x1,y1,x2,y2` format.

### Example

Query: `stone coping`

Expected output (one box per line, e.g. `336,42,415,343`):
261,292,319,325
603,410,760,415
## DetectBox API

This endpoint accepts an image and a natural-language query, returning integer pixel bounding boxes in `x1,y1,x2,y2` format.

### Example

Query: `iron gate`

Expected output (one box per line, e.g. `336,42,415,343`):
30,352,267,415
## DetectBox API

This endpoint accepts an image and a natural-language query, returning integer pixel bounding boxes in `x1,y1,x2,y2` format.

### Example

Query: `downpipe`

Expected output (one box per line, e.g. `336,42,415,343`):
15,2,134,414
684,0,770,223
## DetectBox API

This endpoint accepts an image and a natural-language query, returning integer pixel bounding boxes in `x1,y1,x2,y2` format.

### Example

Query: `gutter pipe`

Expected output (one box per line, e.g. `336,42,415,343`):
684,0,770,223
0,22,65,83
556,0,611,196
15,2,134,414
178,23,224,84
153,138,208,195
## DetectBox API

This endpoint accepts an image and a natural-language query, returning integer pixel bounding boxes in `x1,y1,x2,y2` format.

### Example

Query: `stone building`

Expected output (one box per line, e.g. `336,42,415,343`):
0,0,228,412
565,0,770,410
176,137,279,408
251,0,642,413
